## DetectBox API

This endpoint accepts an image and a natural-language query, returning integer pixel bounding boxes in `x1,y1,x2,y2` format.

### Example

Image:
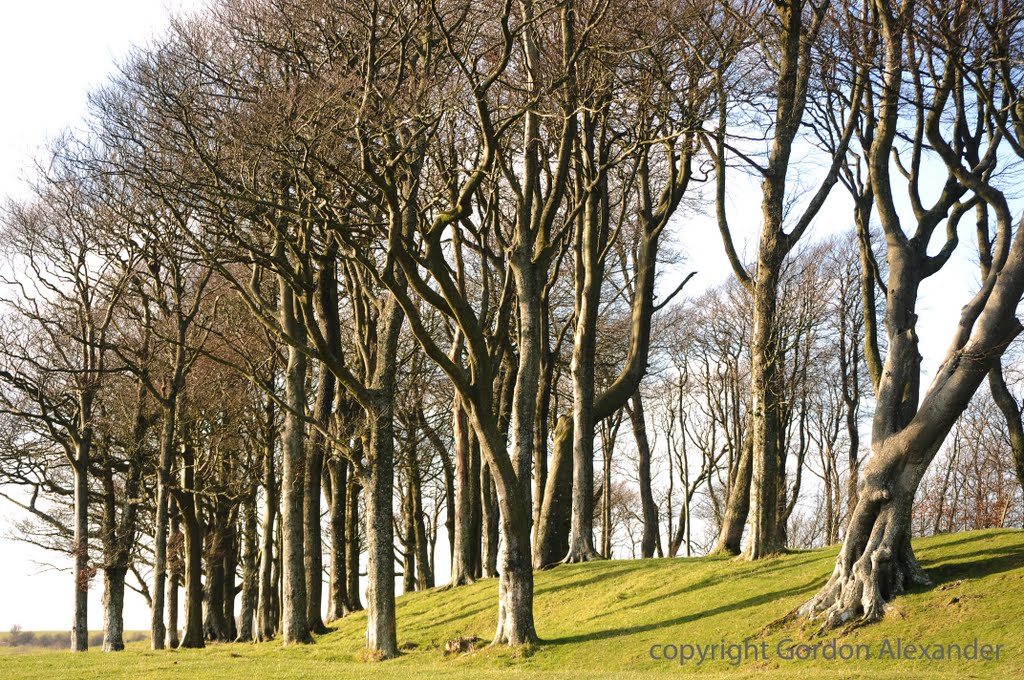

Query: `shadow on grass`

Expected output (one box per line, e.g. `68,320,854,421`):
545,575,828,646
922,547,1024,586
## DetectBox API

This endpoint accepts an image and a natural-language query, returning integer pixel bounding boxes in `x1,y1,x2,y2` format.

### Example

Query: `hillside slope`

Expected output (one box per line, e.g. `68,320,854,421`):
3,528,1023,679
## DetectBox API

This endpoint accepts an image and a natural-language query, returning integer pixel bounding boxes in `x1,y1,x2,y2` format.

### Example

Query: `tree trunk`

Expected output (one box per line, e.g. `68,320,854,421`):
178,470,205,649
364,397,398,658
713,434,751,554
222,506,238,642
489,257,542,645
304,362,333,634
345,474,363,613
325,455,348,621
534,416,573,567
203,500,229,642
402,474,417,594
101,567,127,652
481,460,499,578
630,391,661,558
799,449,930,625
450,395,476,585
237,488,258,641
746,246,785,559
256,404,278,641
410,442,433,589
150,363,183,650
279,275,312,645
69,442,90,652
167,504,181,648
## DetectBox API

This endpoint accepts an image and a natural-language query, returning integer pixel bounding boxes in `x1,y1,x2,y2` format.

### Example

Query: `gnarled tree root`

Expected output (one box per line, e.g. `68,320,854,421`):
796,536,930,631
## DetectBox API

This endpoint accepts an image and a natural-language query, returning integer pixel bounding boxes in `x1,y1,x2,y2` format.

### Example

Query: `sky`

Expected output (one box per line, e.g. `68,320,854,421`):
0,0,993,634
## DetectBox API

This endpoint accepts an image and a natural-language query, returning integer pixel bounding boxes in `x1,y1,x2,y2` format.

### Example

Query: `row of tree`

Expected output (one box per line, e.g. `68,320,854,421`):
1,0,1024,659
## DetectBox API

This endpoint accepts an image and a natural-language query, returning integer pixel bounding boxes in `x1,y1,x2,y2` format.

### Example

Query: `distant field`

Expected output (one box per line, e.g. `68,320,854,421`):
2,528,1022,679
0,630,149,649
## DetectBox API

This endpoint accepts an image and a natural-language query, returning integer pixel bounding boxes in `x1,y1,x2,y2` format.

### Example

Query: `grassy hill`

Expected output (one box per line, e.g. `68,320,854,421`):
3,528,1023,679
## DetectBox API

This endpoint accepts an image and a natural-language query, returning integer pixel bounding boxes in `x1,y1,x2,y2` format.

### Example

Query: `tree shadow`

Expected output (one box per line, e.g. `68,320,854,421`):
922,547,1024,587
544,575,828,645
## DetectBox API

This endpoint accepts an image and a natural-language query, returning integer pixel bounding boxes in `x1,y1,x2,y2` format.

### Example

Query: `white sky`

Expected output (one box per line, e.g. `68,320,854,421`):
0,0,993,634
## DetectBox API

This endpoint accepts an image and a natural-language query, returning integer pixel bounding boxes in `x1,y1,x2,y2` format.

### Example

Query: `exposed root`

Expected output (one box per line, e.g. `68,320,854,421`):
561,544,605,564
798,535,930,631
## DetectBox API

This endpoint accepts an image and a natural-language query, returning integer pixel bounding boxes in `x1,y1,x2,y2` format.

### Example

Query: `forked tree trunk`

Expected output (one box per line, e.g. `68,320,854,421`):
488,259,542,646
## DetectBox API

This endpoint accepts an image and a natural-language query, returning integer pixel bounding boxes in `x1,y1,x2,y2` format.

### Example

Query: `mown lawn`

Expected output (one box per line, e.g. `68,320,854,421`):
3,528,1022,679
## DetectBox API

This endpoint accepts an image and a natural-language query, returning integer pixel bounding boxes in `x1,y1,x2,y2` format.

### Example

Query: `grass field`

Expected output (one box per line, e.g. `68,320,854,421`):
2,528,1022,679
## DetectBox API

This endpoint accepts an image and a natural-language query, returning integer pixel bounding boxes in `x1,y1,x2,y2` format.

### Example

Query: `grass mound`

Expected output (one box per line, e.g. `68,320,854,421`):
3,528,1022,679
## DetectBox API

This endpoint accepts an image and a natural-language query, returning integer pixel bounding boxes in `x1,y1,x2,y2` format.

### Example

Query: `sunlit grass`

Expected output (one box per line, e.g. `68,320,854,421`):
3,528,1022,678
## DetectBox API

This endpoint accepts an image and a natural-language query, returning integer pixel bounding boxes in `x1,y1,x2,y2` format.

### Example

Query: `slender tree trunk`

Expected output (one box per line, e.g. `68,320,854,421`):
325,455,348,621
450,395,476,585
410,442,433,589
167,504,180,648
237,488,258,641
177,440,205,649
256,402,278,641
601,421,613,558
304,363,333,634
222,506,238,642
402,475,416,594
630,391,661,558
345,474,362,613
481,461,499,577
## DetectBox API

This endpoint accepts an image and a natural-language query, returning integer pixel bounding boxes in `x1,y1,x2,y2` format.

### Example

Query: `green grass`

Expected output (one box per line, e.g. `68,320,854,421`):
3,528,1023,678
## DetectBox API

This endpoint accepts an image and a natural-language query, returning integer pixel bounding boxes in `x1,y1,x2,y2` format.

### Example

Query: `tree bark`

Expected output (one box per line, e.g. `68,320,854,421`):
712,434,752,555
481,460,500,577
256,392,278,642
101,567,127,652
630,391,662,558
177,441,205,649
364,396,398,657
279,273,312,645
450,394,476,586
237,487,258,641
325,455,348,621
345,473,363,613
